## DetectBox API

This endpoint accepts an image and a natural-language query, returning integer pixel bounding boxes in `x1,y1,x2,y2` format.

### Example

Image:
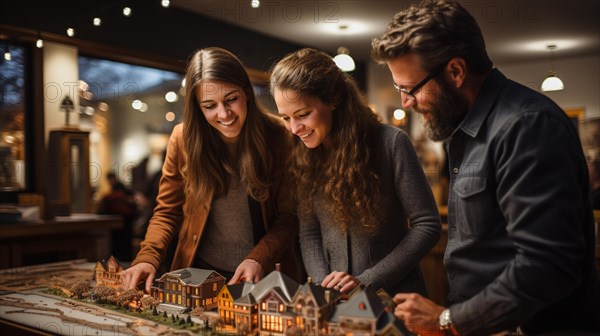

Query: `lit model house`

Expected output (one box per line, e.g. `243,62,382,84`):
94,255,123,288
250,265,300,335
151,268,225,311
290,277,343,335
217,281,257,330
329,285,409,336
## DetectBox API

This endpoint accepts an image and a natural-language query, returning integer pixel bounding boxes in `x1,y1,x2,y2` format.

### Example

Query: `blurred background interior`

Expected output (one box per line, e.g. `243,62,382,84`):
1,0,599,304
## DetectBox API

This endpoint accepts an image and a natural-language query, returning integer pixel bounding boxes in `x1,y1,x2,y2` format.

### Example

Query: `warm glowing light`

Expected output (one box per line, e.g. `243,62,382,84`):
333,47,355,72
165,91,178,102
161,0,170,8
98,102,109,111
320,21,370,35
36,39,43,48
84,91,94,100
393,109,406,120
132,100,142,110
541,74,564,92
139,102,148,112
3,51,11,61
166,112,176,122
251,0,260,8
93,17,102,26
67,28,75,37
123,7,132,17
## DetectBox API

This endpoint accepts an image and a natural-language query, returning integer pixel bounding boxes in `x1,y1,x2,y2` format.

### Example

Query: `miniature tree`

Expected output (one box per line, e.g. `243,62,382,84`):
163,311,168,319
186,315,192,325
118,288,144,308
93,285,117,303
152,306,159,316
140,295,157,310
70,280,93,299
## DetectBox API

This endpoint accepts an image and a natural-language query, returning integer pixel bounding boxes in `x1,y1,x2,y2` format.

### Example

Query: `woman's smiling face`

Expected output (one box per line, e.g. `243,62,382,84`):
274,88,335,149
197,80,247,144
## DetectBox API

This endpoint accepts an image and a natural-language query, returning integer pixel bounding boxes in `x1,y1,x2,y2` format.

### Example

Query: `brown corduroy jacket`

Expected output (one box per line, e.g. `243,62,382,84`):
132,123,304,282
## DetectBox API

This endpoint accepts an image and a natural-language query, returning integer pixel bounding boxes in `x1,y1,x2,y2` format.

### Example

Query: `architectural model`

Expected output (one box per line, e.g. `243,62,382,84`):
150,267,226,311
139,264,410,336
94,255,123,288
1,259,411,335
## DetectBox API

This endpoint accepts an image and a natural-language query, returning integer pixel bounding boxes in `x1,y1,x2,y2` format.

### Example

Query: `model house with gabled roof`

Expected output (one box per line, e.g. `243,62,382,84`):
94,255,123,288
151,268,225,311
290,277,343,335
328,285,409,336
217,281,257,330
210,264,410,335
252,264,300,336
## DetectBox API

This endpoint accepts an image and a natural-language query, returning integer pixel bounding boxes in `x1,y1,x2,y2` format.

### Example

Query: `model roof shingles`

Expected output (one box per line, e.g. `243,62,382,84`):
157,268,224,285
250,269,299,302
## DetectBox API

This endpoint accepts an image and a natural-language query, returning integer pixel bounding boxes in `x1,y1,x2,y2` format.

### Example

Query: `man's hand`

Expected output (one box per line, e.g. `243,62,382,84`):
321,271,361,293
393,293,447,336
120,262,157,293
228,259,263,285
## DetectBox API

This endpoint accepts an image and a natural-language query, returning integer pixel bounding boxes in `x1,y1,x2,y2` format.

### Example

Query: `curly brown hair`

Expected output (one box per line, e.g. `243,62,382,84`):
371,0,492,75
270,48,382,234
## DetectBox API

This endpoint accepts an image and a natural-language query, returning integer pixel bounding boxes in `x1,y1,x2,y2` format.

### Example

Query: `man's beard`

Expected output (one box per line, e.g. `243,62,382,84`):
416,79,469,142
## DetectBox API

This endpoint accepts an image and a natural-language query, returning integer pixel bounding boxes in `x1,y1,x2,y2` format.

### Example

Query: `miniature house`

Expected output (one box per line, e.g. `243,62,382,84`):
291,277,343,335
217,282,257,331
152,268,225,311
213,266,410,336
251,266,299,335
94,255,123,288
329,285,409,336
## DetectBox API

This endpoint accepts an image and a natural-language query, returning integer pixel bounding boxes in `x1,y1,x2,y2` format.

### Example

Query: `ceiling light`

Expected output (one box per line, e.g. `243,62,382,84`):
251,0,260,8
132,99,142,110
165,112,175,122
123,7,132,17
161,0,170,8
93,17,102,26
36,32,43,48
3,50,11,61
165,91,178,102
67,27,75,37
393,109,406,121
333,47,355,72
541,44,564,92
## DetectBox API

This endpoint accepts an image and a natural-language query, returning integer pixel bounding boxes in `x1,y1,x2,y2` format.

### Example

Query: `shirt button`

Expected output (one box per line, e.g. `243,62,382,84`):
193,235,197,241
452,167,459,174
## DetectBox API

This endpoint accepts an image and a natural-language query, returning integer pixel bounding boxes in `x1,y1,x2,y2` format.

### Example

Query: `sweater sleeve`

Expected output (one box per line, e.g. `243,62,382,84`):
357,129,441,291
299,214,330,284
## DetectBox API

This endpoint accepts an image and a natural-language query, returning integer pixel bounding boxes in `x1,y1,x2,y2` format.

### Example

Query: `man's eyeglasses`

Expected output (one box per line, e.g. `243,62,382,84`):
393,61,448,103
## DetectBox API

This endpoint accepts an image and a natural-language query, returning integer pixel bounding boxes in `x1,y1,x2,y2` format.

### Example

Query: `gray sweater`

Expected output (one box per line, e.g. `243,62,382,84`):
300,124,441,295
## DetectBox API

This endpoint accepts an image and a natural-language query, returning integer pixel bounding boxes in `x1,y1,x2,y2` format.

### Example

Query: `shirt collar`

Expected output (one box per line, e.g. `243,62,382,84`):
457,68,507,138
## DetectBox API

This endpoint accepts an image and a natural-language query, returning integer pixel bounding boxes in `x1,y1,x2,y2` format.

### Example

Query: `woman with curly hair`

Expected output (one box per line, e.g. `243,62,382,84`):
270,48,441,296
121,47,302,293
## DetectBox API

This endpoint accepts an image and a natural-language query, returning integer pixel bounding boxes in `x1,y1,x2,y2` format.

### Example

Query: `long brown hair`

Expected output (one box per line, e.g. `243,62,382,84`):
270,48,382,234
182,47,284,211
